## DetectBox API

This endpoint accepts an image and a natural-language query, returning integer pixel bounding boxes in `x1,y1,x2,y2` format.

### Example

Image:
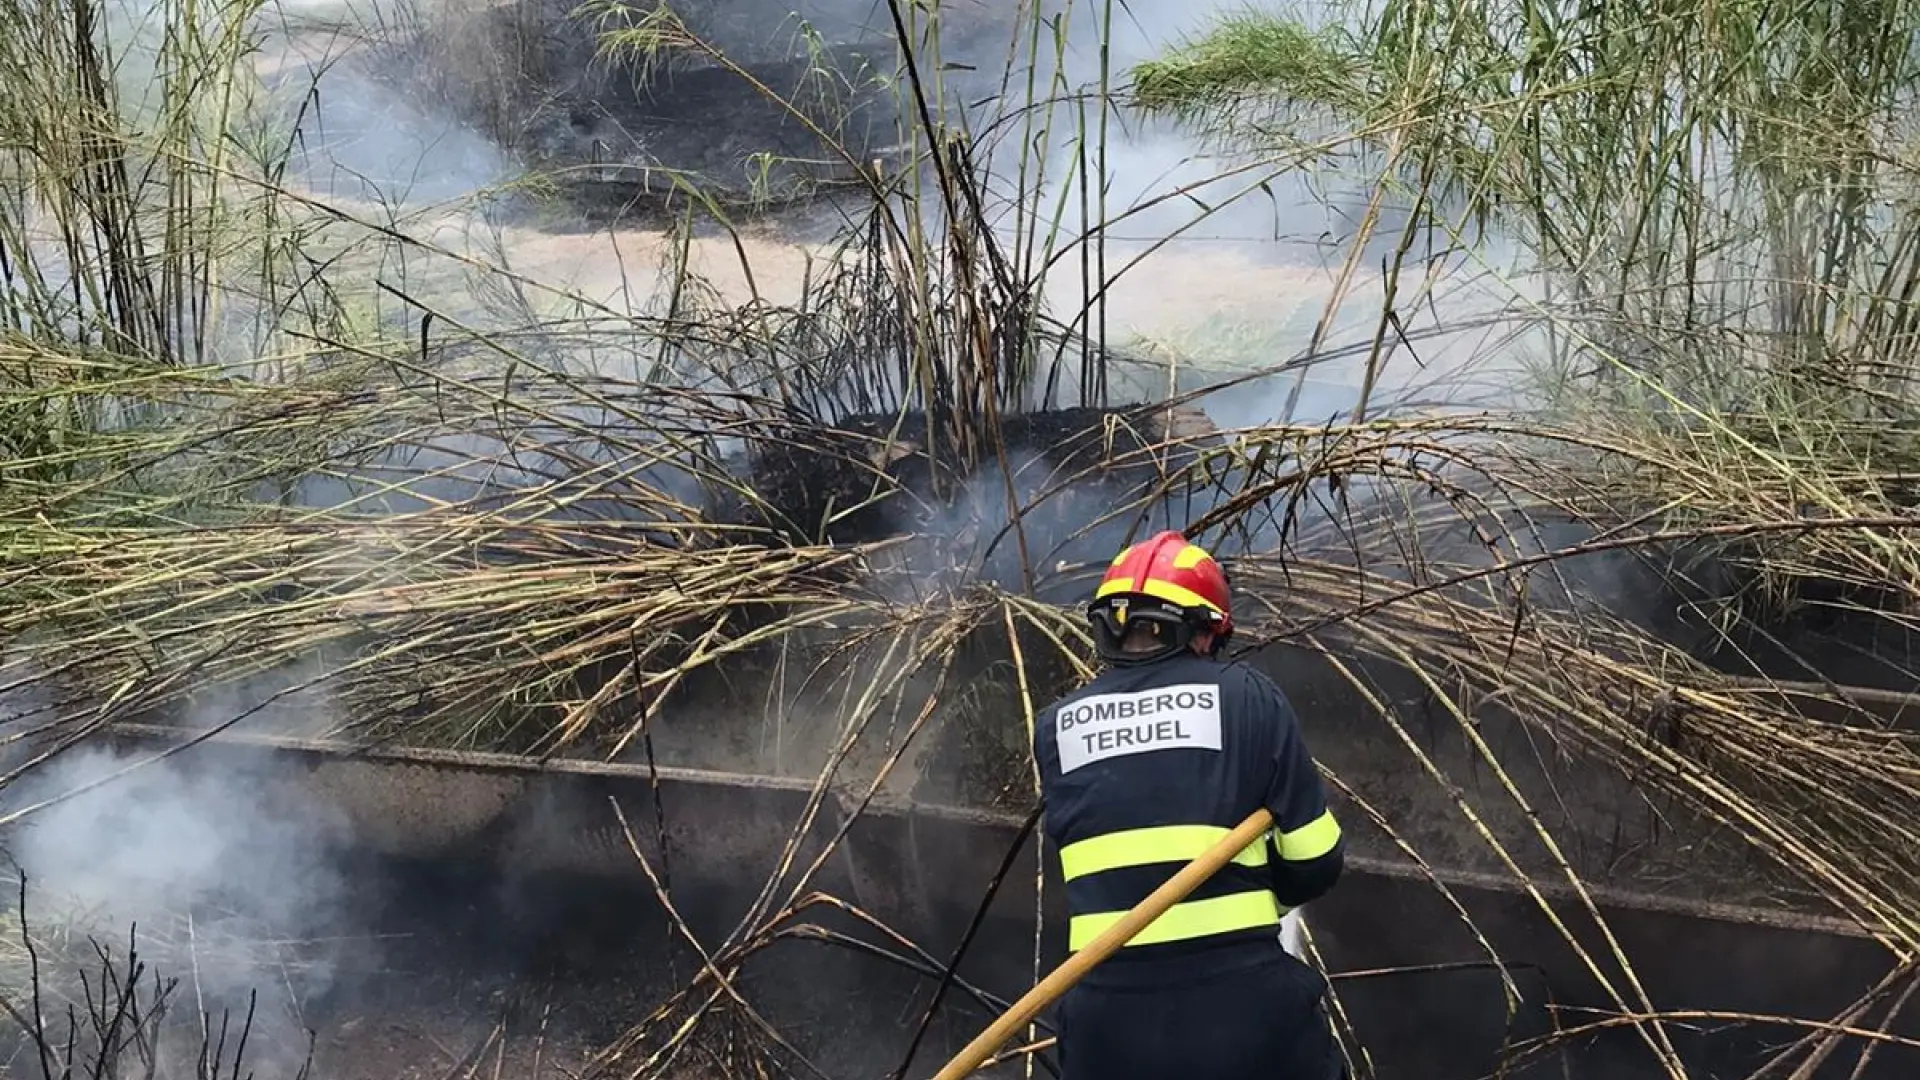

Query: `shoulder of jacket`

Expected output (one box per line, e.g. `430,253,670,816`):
1206,656,1270,691
1036,676,1104,723
1211,658,1298,716
1044,674,1105,706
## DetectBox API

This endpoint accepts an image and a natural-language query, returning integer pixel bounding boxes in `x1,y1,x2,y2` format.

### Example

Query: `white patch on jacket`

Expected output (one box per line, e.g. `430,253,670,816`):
1055,683,1223,772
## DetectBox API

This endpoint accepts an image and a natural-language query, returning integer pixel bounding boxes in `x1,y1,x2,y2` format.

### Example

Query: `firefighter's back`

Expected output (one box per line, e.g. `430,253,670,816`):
1033,653,1344,1080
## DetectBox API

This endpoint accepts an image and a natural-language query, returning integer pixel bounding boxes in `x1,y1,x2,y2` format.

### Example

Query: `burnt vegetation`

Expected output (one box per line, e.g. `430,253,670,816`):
1,0,1919,1075
0,876,312,1080
363,0,932,221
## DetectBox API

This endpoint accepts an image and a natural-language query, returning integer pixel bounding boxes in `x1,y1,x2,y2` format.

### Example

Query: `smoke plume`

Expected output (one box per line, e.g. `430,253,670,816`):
0,733,363,1076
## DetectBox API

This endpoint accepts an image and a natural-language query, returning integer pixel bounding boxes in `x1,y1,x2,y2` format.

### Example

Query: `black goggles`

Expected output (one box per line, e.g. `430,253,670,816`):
1085,596,1203,638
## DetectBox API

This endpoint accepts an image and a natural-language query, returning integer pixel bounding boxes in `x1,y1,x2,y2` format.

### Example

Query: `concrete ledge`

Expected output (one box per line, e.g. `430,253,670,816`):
90,722,1917,1080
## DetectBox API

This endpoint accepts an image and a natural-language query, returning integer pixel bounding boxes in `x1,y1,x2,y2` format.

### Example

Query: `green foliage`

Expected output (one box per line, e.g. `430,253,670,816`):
1131,0,1920,397
0,2,1917,1073
1129,0,1920,613
1131,12,1360,115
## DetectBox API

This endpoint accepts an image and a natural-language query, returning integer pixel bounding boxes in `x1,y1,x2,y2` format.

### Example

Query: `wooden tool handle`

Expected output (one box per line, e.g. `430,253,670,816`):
930,807,1276,1080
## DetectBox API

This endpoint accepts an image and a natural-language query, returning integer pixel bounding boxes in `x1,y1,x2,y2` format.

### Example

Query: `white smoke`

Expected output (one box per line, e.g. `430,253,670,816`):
0,734,361,1076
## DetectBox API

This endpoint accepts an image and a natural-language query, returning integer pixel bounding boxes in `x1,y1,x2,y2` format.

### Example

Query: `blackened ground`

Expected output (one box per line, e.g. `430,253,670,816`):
376,0,923,224
729,404,1216,549
311,853,1919,1080
295,854,1046,1080
6,836,1909,1080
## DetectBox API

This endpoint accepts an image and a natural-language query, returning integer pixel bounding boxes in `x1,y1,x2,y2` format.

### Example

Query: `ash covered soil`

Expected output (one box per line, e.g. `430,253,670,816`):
7,856,1027,1080
313,1012,592,1080
258,0,1012,221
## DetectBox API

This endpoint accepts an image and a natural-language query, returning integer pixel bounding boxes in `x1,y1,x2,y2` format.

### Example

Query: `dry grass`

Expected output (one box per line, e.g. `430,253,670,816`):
2,0,1919,1076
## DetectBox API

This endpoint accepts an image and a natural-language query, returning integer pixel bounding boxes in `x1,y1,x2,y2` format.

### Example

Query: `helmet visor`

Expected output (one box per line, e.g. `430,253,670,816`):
1085,595,1202,658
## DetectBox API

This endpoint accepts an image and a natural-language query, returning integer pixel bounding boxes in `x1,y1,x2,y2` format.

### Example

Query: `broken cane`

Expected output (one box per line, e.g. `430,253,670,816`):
930,807,1276,1080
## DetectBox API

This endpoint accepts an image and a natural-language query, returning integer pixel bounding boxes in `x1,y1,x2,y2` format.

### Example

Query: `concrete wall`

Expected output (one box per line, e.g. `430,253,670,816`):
871,633,1835,919
86,723,1918,1080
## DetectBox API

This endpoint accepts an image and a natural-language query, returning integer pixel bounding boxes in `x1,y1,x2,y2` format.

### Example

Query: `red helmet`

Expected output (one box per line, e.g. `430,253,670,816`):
1086,530,1234,664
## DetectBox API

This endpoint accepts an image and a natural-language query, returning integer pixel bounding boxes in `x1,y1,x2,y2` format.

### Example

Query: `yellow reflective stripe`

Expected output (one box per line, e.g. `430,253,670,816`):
1068,890,1284,952
1171,543,1211,569
1058,825,1267,881
1096,572,1221,612
1137,577,1221,611
1276,810,1341,861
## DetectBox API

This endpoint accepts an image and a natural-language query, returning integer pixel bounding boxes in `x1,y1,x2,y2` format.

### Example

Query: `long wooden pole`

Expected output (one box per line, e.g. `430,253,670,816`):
930,807,1276,1080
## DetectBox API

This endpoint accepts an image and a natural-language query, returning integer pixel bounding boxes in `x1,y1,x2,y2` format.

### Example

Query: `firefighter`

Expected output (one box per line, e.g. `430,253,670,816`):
1032,529,1347,1080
